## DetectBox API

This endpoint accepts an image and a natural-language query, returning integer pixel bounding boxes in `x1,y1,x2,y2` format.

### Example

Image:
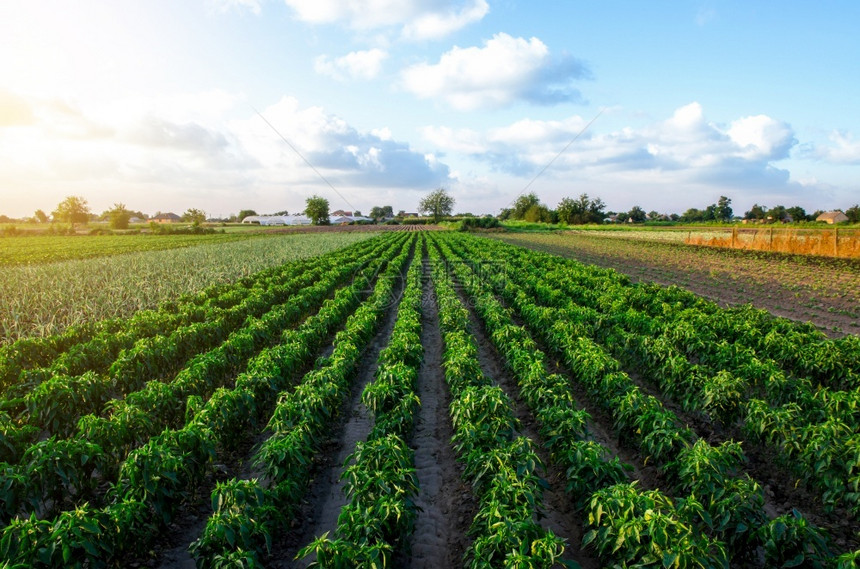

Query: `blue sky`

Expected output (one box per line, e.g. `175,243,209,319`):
1,0,858,218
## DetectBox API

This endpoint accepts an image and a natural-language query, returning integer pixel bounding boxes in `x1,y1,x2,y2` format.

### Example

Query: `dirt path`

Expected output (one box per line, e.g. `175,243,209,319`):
405,255,475,569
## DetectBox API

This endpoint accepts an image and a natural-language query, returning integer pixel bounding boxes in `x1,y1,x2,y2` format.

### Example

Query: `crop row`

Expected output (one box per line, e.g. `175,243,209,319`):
2,246,367,452
475,235,860,519
0,232,376,343
427,237,567,567
298,235,425,566
433,234,733,567
189,235,414,568
437,233,857,567
0,233,411,566
0,234,373,393
0,236,404,528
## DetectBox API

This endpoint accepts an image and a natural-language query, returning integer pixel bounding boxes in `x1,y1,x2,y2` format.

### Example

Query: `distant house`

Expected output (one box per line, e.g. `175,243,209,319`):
397,211,419,218
128,217,144,224
816,211,849,224
151,213,181,223
331,210,353,217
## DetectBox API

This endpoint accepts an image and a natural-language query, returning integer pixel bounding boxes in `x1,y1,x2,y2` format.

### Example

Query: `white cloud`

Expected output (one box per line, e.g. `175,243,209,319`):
422,102,798,190
402,0,489,40
282,0,487,37
727,114,795,160
314,49,388,81
401,33,588,110
213,0,262,14
804,130,860,165
0,92,450,217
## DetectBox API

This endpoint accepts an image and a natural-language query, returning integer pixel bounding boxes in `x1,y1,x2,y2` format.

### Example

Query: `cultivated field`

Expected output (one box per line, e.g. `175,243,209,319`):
0,232,376,344
0,233,262,267
0,231,858,567
497,231,860,337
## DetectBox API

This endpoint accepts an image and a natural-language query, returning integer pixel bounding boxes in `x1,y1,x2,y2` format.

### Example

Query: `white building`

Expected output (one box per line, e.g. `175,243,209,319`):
241,215,312,226
331,215,373,224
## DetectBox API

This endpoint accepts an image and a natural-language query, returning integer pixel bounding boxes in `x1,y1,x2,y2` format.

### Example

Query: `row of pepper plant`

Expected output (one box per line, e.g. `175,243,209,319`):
189,234,414,568
477,234,860,519
298,234,425,566
0,233,410,567
435,233,732,568
0,236,403,525
3,242,375,451
443,233,850,567
426,237,569,568
0,245,352,394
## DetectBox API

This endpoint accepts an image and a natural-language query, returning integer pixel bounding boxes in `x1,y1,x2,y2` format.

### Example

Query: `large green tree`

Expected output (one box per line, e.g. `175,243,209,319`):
52,196,91,229
510,193,541,220
106,203,131,229
627,205,647,223
419,188,455,223
744,204,767,220
305,195,330,225
370,205,394,220
786,206,810,222
556,193,606,224
237,209,258,222
715,196,733,221
182,208,207,224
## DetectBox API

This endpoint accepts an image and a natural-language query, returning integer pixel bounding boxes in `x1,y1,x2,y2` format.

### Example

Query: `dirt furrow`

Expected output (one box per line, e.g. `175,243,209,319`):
406,257,474,569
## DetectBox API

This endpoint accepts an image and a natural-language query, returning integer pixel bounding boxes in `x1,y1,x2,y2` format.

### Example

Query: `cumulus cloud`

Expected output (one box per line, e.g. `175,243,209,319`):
422,102,798,189
314,48,388,81
727,114,795,161
282,0,487,37
401,33,589,110
401,0,489,40
1,91,451,217
802,130,860,165
244,96,450,187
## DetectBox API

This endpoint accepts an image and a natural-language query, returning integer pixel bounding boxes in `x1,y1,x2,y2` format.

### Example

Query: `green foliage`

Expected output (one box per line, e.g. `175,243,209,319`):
369,205,393,220
181,208,207,224
51,196,90,227
304,195,330,225
556,193,605,224
418,188,455,223
106,203,131,230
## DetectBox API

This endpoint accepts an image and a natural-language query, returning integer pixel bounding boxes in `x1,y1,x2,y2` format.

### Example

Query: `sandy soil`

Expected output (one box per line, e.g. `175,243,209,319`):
405,257,475,568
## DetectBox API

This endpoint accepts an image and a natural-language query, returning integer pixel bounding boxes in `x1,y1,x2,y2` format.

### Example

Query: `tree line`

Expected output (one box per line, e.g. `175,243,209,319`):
498,193,860,224
3,191,858,229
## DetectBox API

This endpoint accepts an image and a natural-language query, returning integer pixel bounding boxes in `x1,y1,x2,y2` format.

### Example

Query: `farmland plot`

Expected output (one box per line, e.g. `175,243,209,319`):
496,231,860,336
1,231,858,568
0,232,376,344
